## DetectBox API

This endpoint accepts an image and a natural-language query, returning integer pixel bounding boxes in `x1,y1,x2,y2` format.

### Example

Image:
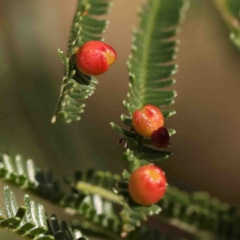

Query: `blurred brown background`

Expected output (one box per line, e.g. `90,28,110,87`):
0,0,240,238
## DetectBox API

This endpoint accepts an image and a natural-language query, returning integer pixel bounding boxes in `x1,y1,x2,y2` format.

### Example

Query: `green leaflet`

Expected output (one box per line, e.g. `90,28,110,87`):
0,186,51,239
159,186,240,240
0,186,87,240
52,0,112,123
0,153,38,188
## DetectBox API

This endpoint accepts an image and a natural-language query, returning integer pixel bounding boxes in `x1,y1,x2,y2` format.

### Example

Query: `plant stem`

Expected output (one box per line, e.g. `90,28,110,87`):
51,80,67,123
76,181,124,205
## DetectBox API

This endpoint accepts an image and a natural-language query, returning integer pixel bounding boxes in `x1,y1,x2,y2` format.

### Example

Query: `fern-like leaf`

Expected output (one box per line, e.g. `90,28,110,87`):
71,200,122,240
66,169,123,239
0,152,123,239
214,0,240,51
0,152,162,238
110,1,188,233
0,186,53,240
0,153,67,205
125,0,188,112
0,153,39,189
52,0,112,123
0,186,87,240
116,175,240,240
159,186,240,240
0,152,121,205
0,154,120,239
111,0,188,172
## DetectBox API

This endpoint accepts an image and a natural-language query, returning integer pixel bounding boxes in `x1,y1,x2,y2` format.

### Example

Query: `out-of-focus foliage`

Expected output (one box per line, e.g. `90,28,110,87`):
214,0,240,50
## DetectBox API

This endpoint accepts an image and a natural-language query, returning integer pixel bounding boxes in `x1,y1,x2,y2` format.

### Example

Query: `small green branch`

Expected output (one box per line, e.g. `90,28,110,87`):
51,74,75,124
76,181,124,205
51,79,68,123
66,208,123,240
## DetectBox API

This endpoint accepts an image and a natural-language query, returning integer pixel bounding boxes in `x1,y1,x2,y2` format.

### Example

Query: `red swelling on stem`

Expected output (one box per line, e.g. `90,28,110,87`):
151,127,170,147
75,41,117,76
128,165,167,205
132,105,164,137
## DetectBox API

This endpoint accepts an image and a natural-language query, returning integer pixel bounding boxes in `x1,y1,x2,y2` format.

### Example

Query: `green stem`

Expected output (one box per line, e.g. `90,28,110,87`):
51,79,68,123
76,181,124,205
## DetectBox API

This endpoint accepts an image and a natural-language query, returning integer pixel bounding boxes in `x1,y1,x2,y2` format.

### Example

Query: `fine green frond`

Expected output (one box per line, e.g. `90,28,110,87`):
115,172,240,240
125,0,188,113
0,152,122,239
159,186,240,240
66,170,124,239
52,0,112,123
70,170,161,236
0,187,54,240
68,169,161,237
0,152,67,205
70,196,122,240
0,153,39,189
110,1,188,234
0,152,121,206
37,167,123,239
111,0,189,172
0,186,52,240
0,186,88,240
69,169,162,237
213,0,240,51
